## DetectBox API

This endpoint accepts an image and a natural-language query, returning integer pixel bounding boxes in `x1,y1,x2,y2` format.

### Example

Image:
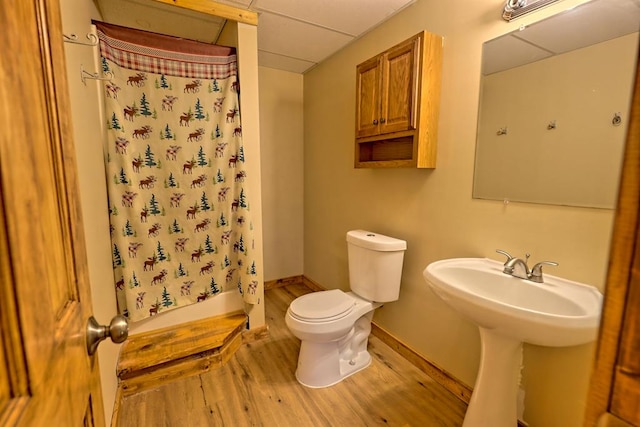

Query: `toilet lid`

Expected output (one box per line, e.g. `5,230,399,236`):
289,289,355,321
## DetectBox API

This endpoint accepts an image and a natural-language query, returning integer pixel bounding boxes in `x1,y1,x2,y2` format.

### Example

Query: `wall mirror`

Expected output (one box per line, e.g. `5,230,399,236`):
473,0,640,208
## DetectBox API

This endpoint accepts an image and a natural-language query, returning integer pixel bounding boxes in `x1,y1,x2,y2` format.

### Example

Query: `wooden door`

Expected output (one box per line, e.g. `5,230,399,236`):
604,42,640,426
379,36,418,135
356,56,382,138
611,238,640,424
584,44,640,427
0,1,104,426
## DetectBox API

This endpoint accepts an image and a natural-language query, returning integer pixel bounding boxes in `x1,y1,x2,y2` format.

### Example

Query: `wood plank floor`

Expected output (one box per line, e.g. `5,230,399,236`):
115,283,467,426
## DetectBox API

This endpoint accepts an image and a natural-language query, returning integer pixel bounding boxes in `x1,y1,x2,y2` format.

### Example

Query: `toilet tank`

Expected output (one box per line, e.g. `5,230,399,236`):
346,230,407,302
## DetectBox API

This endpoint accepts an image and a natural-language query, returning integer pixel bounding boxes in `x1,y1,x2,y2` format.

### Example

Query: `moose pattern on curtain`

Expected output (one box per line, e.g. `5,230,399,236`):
96,22,259,322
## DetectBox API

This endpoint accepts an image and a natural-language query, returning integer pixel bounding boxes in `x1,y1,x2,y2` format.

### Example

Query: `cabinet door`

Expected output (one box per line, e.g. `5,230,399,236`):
356,56,382,138
380,36,419,135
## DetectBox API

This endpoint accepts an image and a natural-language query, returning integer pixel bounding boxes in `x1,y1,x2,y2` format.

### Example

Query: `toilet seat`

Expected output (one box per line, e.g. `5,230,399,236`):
289,289,355,323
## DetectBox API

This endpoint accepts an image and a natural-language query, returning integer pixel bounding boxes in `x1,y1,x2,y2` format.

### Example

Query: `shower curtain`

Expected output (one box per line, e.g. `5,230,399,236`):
96,22,259,322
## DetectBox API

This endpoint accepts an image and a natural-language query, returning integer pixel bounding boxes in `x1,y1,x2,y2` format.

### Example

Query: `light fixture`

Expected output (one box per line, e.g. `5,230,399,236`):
502,0,562,21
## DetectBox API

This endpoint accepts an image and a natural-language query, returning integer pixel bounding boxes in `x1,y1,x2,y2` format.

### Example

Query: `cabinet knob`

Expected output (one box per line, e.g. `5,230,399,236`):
380,118,386,124
373,119,378,125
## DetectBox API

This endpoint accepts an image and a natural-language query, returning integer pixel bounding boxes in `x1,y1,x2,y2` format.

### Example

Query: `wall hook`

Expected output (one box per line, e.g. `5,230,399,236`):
547,120,557,130
496,127,508,136
80,65,112,85
612,113,622,126
64,33,99,47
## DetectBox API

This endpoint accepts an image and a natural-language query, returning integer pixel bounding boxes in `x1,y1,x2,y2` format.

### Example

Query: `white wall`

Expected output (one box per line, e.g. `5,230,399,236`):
303,0,619,425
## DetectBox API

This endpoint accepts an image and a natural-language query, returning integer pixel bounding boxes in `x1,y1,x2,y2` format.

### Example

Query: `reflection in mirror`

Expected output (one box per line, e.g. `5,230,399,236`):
473,0,640,208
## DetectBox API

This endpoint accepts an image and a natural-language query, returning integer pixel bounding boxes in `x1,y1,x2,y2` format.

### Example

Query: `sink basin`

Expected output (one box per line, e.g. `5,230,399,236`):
422,257,603,427
423,257,602,347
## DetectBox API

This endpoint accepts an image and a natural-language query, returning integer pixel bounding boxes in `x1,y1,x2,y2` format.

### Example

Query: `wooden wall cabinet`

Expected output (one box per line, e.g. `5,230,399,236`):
355,30,443,168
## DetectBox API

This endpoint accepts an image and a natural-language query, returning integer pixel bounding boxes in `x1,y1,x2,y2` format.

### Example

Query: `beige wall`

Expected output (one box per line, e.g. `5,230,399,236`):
303,0,618,425
259,67,304,281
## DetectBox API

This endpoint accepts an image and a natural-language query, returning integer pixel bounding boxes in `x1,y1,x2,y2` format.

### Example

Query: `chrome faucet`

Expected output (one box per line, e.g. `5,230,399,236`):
496,249,558,283
529,260,559,283
504,255,531,280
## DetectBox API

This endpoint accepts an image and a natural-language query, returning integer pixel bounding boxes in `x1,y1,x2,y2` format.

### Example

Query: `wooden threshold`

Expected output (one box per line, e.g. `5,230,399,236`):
116,311,249,396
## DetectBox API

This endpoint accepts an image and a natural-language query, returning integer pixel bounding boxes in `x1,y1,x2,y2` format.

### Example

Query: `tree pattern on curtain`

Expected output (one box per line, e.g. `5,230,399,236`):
97,23,259,322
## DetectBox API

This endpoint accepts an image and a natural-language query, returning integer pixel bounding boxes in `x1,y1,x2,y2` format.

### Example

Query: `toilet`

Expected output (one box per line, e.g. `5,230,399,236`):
285,230,407,388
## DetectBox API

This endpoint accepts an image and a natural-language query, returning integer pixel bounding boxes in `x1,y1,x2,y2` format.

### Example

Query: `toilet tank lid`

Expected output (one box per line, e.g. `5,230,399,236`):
346,230,407,251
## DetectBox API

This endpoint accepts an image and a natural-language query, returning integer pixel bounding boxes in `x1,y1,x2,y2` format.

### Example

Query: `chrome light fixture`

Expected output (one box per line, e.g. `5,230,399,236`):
502,0,562,21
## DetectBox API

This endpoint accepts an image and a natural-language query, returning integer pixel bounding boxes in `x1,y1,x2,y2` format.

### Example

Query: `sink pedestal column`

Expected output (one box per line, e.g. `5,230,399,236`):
463,327,523,427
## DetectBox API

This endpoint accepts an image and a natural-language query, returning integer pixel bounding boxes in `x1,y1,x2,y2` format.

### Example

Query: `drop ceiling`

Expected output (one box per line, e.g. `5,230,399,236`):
482,0,640,75
94,0,416,74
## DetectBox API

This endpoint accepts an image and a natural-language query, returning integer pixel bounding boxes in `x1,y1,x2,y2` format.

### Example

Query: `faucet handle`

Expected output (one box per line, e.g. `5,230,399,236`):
530,261,558,283
495,249,514,264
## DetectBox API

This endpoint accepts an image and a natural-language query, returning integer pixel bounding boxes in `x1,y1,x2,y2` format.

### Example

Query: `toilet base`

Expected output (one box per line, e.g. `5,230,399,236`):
294,313,374,388
296,341,372,388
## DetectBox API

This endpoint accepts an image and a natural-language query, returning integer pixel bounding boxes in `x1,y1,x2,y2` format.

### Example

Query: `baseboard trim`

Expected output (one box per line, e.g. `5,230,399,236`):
372,319,534,427
370,322,473,403
242,324,270,343
301,275,326,292
265,275,304,290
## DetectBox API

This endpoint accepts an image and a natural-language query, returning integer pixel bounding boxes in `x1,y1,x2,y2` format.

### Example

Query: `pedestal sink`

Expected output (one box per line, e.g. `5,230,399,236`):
423,258,602,427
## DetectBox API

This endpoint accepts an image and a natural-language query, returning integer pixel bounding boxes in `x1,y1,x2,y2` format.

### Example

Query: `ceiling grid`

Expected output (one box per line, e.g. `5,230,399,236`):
95,0,416,73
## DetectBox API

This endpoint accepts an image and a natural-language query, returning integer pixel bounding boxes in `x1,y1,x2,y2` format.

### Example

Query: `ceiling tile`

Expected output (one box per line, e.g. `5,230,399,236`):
482,35,552,75
258,50,316,74
483,0,640,75
93,0,420,74
252,0,415,35
257,12,354,63
516,0,640,54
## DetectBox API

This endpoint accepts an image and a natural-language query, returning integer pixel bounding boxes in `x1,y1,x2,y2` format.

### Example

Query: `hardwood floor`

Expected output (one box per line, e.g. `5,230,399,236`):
116,284,467,426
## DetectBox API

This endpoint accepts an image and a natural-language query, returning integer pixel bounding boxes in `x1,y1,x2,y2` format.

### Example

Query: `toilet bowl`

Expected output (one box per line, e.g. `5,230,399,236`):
286,290,382,388
285,230,406,388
